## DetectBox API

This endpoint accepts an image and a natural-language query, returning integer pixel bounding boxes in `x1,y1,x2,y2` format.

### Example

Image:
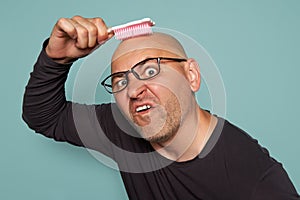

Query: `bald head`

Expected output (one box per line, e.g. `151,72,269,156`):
112,32,187,62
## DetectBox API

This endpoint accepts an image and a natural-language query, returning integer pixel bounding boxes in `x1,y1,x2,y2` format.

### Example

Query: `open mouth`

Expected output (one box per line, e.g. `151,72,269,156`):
136,104,152,113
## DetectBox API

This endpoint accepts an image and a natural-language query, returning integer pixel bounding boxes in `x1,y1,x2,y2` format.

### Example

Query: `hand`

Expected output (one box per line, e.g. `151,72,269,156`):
46,16,113,64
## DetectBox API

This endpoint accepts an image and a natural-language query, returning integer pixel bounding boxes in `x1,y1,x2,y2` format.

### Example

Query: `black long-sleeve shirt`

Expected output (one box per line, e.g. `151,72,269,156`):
22,42,300,200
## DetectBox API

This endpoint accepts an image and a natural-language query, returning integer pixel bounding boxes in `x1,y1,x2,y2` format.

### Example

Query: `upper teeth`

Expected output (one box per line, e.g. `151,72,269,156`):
136,105,151,112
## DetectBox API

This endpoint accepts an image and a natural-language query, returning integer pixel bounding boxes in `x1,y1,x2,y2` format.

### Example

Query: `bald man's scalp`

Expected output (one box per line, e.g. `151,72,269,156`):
112,32,187,62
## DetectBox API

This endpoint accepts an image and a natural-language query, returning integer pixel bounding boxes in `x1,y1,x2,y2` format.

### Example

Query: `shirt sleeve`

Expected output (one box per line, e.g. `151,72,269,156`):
22,39,114,158
251,163,300,200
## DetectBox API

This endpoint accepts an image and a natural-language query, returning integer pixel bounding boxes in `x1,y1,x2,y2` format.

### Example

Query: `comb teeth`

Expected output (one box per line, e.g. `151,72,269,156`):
110,18,155,40
114,23,152,40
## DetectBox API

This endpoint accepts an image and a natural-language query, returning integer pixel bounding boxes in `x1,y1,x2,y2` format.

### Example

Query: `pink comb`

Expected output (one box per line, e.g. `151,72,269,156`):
108,18,155,40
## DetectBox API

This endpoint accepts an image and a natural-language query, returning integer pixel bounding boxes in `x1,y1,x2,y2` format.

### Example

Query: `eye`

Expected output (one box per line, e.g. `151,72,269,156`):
144,66,158,78
115,79,127,88
112,75,128,90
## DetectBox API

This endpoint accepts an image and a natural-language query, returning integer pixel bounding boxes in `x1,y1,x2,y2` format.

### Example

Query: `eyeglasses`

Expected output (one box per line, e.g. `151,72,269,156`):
101,57,187,94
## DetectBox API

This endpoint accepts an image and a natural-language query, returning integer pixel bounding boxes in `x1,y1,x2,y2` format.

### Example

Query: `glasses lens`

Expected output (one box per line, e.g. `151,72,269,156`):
134,58,160,80
102,58,161,94
104,73,127,93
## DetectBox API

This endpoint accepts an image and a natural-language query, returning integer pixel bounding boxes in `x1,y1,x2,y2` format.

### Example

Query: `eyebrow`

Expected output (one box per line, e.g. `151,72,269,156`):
110,70,129,77
110,57,153,75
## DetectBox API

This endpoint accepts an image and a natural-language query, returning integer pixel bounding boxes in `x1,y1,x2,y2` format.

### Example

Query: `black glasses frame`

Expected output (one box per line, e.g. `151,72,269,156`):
101,57,187,94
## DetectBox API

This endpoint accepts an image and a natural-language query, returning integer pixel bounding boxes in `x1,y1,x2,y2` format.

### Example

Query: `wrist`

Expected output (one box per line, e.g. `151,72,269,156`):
46,46,77,65
43,38,78,64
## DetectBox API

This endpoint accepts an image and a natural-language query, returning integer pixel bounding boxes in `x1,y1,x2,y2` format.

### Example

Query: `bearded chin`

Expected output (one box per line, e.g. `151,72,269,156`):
128,92,182,144
145,123,180,143
132,110,181,144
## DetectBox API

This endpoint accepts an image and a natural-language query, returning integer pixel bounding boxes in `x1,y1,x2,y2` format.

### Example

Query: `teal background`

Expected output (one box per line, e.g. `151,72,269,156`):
1,0,299,199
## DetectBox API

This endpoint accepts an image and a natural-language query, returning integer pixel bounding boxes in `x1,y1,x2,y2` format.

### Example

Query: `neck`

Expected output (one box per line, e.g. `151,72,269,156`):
151,107,217,162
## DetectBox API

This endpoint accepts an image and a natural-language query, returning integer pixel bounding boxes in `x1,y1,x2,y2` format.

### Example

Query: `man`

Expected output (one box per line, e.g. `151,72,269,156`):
22,16,299,199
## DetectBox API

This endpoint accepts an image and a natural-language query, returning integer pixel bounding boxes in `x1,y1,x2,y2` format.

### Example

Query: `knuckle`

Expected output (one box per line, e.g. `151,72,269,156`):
77,27,88,36
94,17,104,23
71,15,82,20
57,17,67,26
94,17,106,26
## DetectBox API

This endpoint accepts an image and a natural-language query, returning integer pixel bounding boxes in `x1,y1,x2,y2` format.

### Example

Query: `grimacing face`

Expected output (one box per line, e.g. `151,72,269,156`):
111,48,198,144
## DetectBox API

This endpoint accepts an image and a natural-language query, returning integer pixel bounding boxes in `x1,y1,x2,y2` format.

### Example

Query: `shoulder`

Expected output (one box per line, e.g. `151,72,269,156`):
94,103,148,150
95,103,134,133
221,119,274,164
218,119,279,191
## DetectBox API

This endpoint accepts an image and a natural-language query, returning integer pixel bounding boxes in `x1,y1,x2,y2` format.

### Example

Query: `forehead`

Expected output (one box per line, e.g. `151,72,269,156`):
111,48,182,73
111,32,187,72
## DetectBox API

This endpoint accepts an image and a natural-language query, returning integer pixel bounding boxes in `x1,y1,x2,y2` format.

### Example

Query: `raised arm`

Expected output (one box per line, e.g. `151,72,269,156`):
22,16,115,154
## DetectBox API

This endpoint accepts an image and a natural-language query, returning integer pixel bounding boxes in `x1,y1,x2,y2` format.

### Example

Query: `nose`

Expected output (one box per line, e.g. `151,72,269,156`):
126,73,147,99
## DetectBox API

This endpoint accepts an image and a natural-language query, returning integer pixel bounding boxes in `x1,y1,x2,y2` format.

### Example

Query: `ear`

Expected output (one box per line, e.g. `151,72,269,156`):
183,58,201,92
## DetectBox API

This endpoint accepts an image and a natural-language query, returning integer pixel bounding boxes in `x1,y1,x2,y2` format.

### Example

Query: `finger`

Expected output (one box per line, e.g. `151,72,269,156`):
89,18,113,44
72,16,98,48
54,18,78,40
70,17,89,49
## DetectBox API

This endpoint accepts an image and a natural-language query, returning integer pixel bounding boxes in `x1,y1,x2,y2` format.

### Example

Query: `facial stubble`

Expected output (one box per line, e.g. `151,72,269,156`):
133,95,182,144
